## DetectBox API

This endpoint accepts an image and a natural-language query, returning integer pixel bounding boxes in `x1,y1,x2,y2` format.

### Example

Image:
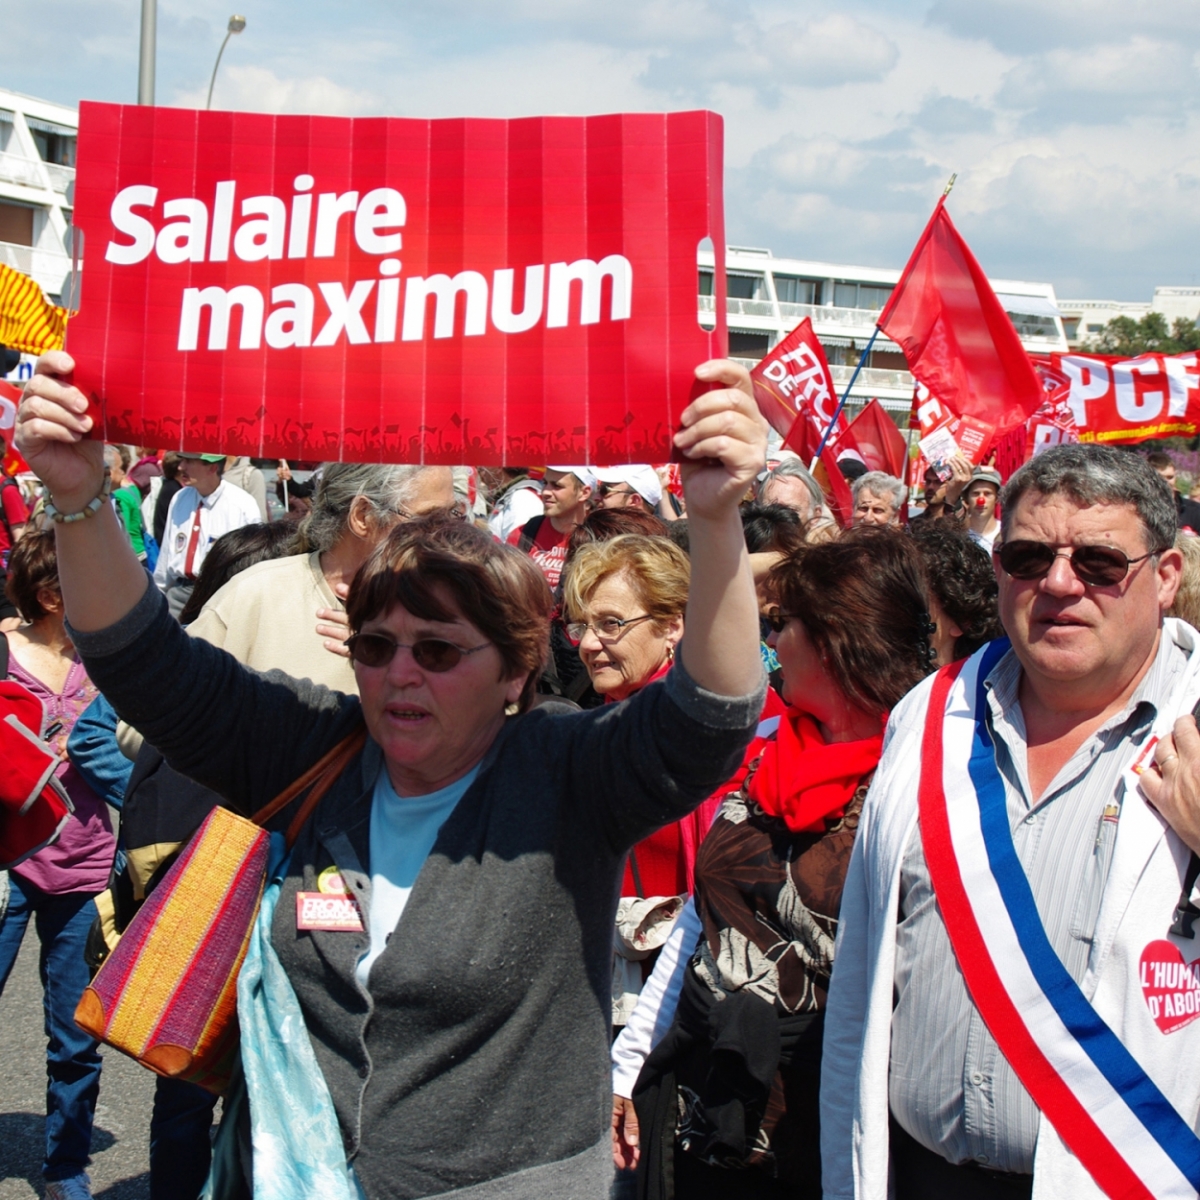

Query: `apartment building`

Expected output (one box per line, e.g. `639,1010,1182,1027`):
1057,287,1200,349
0,88,76,309
699,244,1068,414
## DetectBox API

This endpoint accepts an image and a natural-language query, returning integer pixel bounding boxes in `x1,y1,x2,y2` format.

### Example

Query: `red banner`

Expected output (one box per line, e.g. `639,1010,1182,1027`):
1031,353,1200,447
68,103,725,464
749,317,847,458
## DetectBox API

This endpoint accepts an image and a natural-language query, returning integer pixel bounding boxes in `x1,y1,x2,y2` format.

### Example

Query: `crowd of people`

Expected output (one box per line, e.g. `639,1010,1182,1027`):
3,348,1200,1200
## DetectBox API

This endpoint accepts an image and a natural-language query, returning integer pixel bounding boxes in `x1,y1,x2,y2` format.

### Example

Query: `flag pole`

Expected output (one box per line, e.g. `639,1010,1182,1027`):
812,326,880,464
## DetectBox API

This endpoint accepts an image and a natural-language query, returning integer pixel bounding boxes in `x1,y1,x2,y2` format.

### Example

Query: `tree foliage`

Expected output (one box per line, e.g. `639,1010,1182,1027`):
1084,312,1200,355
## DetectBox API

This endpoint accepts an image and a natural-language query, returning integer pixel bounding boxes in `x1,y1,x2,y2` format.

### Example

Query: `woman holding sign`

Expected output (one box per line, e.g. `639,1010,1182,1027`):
17,349,767,1200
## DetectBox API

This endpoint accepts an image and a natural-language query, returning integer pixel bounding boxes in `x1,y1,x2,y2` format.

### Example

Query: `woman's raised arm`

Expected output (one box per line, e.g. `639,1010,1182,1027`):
674,359,768,700
17,351,150,632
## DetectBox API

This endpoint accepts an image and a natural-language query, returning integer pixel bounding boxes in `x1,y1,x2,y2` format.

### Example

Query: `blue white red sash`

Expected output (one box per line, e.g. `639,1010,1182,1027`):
919,639,1200,1200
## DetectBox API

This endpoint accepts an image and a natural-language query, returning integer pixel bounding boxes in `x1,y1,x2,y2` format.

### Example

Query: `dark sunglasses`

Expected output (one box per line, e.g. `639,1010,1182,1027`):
344,632,491,672
763,608,795,634
995,540,1164,587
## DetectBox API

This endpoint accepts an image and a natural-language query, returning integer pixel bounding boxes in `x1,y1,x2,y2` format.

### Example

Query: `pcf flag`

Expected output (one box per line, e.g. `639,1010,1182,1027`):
68,103,726,465
877,198,1041,435
749,317,848,458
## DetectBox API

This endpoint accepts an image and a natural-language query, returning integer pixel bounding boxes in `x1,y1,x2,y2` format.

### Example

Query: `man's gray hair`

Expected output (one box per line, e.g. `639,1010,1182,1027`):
299,463,431,553
1001,445,1177,550
852,471,906,511
758,459,826,520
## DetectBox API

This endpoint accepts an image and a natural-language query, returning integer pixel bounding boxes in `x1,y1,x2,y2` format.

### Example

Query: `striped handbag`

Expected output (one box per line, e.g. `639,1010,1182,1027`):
74,725,365,1094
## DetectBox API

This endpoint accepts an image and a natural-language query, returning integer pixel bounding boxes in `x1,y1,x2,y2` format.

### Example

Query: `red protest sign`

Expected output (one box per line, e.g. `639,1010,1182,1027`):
1032,352,1200,447
749,317,847,458
68,103,725,464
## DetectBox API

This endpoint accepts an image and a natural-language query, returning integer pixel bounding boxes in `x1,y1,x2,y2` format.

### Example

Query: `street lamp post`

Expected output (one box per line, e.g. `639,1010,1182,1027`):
206,15,247,110
138,0,156,104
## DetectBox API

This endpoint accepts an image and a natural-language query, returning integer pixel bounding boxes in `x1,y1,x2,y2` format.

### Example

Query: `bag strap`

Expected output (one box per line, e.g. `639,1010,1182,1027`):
250,723,367,849
517,514,544,554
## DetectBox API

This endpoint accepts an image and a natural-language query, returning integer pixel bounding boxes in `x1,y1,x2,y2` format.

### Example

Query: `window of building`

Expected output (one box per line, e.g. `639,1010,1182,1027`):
698,269,713,296
1063,319,1079,340
773,275,821,305
26,118,76,167
1087,323,1104,333
0,111,14,155
869,349,908,371
833,281,894,311
0,201,35,246
1008,313,1059,339
727,273,766,300
728,331,770,357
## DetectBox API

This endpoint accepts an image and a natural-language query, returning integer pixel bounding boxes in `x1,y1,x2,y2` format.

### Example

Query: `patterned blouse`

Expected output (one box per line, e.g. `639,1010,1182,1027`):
673,773,871,1183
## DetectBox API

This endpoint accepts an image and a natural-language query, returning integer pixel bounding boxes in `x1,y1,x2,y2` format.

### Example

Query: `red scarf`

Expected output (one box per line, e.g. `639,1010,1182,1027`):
747,708,883,833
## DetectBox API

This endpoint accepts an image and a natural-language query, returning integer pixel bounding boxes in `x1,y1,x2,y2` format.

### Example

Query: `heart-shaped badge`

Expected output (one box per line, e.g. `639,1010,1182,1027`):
1140,940,1200,1035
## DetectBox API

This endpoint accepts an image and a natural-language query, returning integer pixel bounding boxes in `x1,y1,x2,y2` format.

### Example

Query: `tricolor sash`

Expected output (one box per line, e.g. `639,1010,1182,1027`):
918,639,1200,1200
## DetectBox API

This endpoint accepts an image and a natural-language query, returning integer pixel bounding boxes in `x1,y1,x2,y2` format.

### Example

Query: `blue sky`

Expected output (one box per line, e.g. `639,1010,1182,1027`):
8,0,1200,300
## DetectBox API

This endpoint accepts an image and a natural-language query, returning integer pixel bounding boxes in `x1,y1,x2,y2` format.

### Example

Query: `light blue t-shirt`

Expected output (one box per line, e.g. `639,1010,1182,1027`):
355,764,480,989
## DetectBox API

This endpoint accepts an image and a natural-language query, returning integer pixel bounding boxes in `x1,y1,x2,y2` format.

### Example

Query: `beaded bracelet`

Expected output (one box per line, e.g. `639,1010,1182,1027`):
43,474,113,524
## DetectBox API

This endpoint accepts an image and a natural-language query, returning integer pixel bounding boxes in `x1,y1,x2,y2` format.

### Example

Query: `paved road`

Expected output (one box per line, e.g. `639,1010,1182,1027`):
0,922,156,1199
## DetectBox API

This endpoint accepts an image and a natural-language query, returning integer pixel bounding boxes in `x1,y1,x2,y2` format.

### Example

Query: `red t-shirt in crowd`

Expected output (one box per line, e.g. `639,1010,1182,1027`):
0,477,30,555
508,516,571,588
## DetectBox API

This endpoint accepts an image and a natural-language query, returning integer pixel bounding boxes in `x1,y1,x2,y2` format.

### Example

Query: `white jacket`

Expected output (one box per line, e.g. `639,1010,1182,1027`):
820,620,1200,1200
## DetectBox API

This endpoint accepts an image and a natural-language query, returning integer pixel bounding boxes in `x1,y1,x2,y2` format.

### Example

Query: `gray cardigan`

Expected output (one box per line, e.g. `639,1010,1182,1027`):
72,583,764,1199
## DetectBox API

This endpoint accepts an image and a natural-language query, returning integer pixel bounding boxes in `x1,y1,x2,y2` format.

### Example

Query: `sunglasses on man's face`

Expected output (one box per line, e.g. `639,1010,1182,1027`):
994,540,1163,587
345,632,491,672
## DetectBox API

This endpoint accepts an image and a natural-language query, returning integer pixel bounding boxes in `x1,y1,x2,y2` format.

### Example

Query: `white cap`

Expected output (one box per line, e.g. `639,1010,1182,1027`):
547,465,597,491
593,464,663,506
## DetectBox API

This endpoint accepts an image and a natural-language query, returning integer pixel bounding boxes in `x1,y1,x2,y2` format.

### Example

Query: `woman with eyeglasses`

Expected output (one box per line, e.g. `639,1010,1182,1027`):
17,350,767,1200
620,526,935,1200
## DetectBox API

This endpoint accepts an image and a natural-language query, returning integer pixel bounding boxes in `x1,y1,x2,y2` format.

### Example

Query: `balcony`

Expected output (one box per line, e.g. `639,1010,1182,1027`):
698,293,883,334
0,151,73,195
0,240,72,294
43,162,75,194
829,364,914,395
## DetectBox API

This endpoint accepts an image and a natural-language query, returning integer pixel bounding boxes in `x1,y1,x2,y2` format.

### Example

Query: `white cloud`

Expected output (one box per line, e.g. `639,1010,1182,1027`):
765,14,899,86
172,65,379,117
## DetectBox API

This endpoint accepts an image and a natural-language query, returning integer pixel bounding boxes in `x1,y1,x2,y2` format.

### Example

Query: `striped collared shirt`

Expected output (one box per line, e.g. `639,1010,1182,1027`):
888,632,1187,1174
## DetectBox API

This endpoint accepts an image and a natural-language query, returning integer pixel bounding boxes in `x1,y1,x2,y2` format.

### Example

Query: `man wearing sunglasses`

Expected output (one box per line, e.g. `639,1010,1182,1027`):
593,464,662,513
824,444,1200,1200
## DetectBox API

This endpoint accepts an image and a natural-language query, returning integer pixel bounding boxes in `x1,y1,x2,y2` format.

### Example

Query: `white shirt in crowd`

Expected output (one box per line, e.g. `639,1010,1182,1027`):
153,479,261,592
487,478,544,543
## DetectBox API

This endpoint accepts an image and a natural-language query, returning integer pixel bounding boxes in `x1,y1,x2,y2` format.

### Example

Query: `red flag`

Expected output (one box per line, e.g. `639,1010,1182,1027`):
878,198,1041,435
837,398,906,478
750,318,849,459
814,443,855,526
0,381,27,474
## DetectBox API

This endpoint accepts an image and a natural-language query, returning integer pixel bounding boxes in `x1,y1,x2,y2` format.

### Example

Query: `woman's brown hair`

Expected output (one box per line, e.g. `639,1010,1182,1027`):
767,525,934,717
5,529,60,624
346,515,553,712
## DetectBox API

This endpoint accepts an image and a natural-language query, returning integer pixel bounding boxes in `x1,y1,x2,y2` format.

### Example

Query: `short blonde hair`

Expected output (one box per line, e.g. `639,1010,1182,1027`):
562,534,690,626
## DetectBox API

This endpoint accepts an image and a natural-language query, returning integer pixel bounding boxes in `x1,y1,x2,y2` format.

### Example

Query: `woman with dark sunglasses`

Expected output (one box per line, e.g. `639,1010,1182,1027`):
17,350,767,1200
620,526,936,1200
